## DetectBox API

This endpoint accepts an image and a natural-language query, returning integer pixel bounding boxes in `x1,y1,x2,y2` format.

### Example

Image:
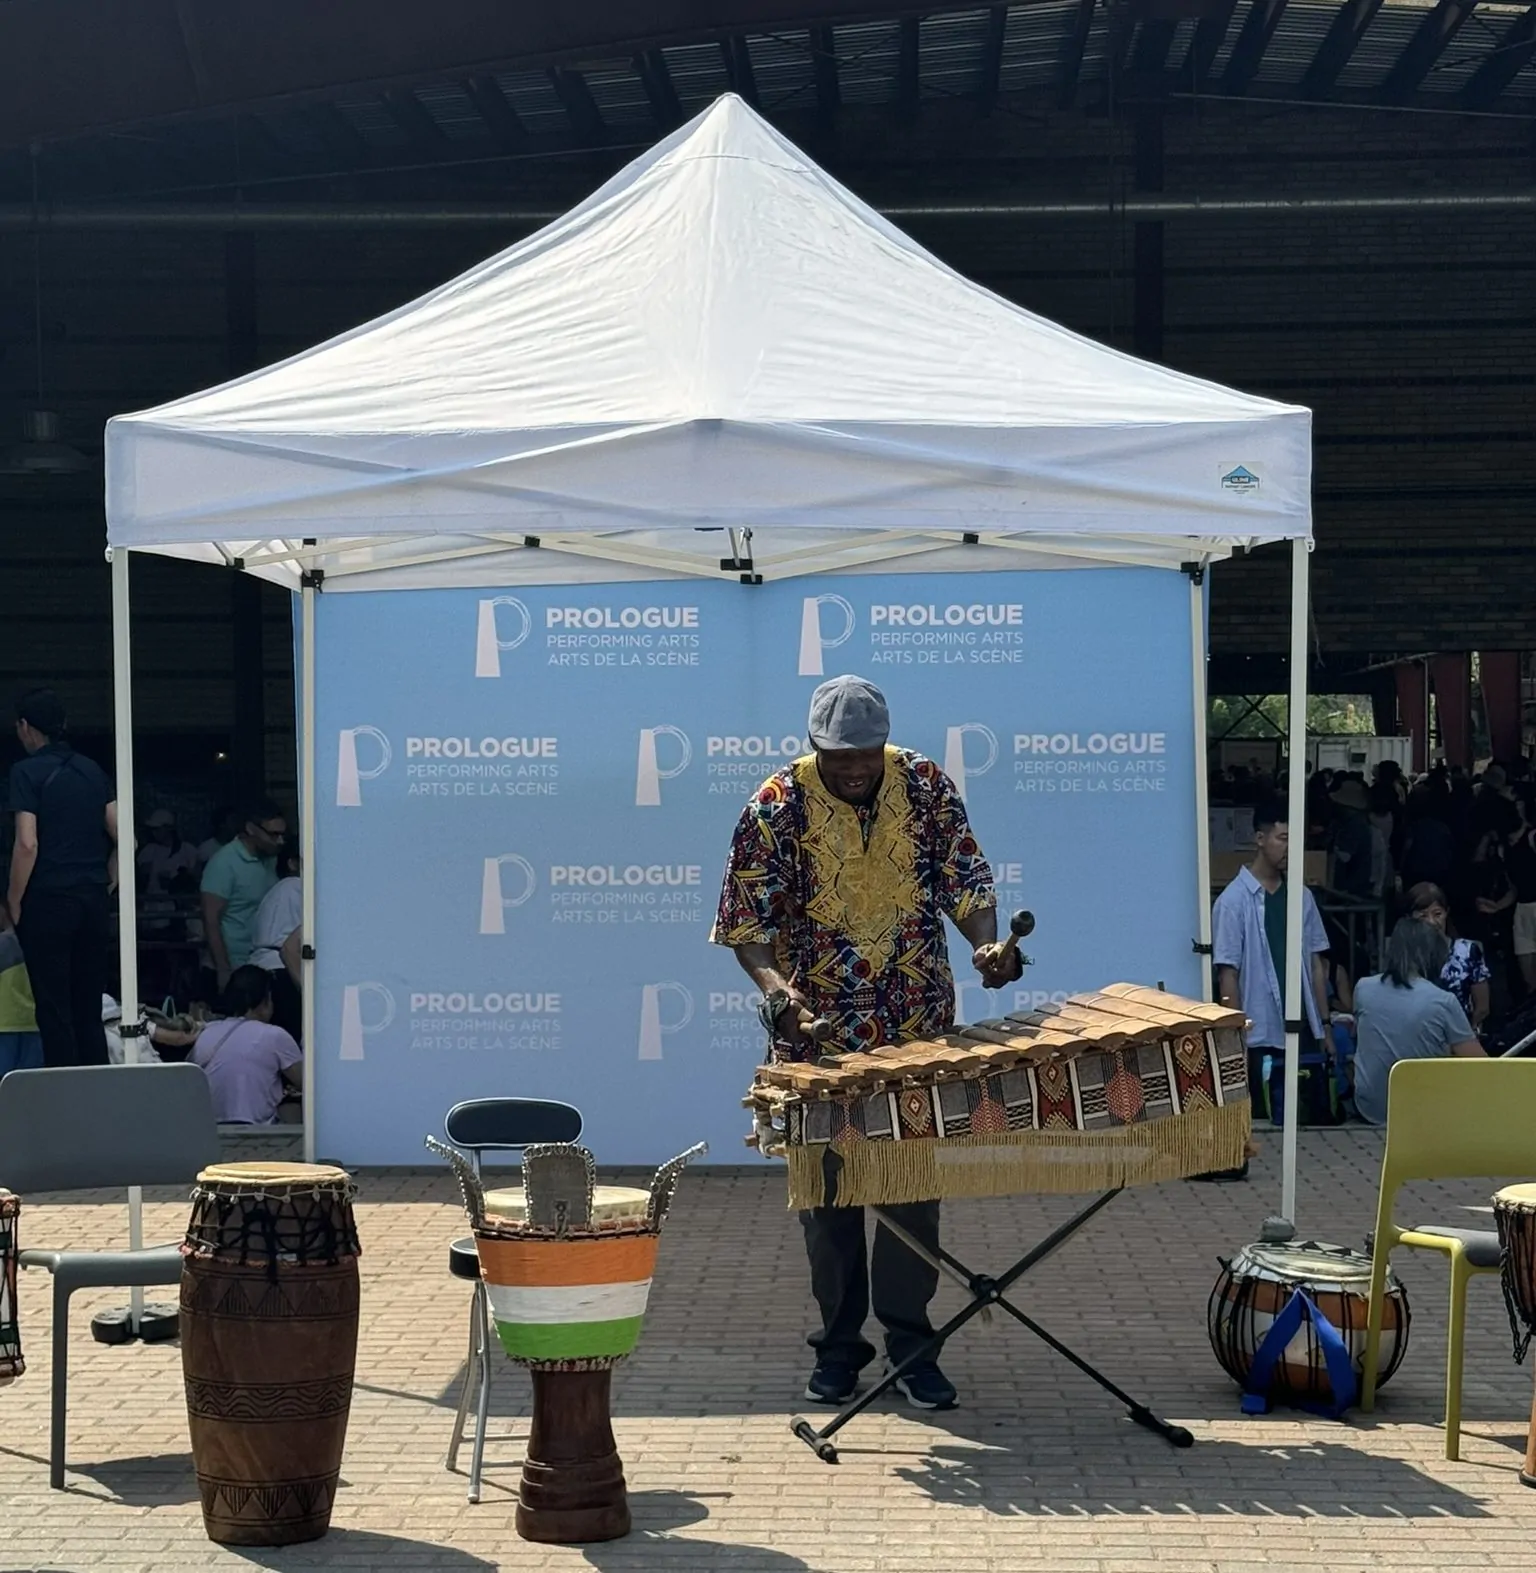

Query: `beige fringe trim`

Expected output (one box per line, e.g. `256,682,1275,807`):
784,1100,1251,1209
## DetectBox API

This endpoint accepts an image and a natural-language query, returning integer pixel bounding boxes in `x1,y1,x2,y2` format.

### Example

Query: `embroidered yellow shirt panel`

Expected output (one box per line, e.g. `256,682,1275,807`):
793,747,921,977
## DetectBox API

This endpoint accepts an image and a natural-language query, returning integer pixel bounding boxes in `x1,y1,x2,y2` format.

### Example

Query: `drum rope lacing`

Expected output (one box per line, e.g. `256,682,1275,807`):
1500,1219,1536,1365
184,1182,361,1279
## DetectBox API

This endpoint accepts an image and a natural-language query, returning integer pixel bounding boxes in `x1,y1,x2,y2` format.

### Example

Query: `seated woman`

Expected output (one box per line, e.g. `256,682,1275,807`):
1352,918,1484,1125
191,965,302,1125
1406,880,1491,1030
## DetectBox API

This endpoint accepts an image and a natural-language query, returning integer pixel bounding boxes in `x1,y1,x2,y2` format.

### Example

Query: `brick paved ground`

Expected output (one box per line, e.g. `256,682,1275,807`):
2,1124,1535,1572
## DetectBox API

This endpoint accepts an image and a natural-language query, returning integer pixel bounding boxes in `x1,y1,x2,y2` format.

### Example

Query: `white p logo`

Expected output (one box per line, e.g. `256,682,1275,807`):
479,854,538,935
474,596,532,678
638,982,694,1061
797,594,855,677
943,723,999,803
339,983,395,1061
635,726,693,807
336,726,392,807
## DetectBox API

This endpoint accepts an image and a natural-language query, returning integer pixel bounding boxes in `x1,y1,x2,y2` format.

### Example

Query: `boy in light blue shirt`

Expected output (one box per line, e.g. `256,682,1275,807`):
1212,798,1332,1122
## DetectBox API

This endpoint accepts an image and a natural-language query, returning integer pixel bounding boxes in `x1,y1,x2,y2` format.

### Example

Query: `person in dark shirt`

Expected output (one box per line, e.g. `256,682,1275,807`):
1327,778,1376,899
5,689,117,1067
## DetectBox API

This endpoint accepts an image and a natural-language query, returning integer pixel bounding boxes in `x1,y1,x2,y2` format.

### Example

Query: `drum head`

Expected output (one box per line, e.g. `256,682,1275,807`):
484,1184,650,1228
196,1162,350,1188
1230,1240,1375,1292
1494,1184,1536,1209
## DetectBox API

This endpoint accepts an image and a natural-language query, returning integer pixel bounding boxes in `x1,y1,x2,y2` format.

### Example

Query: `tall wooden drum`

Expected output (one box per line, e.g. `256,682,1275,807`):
180,1162,361,1546
0,1190,22,1386
1492,1183,1536,1488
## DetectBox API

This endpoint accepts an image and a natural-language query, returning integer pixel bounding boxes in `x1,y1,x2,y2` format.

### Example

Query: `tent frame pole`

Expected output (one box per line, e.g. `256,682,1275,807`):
301,574,318,1164
1189,566,1213,1001
1280,537,1310,1226
110,547,144,1329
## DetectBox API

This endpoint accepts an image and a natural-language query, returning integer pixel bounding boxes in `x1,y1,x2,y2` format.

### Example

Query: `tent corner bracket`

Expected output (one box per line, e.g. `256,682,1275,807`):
1181,561,1205,585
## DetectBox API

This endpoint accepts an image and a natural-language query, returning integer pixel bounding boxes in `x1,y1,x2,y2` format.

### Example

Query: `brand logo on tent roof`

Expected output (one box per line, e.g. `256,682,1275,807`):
1221,465,1261,494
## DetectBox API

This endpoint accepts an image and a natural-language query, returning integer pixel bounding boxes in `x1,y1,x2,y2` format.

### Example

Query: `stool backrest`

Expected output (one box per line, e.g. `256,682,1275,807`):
1382,1057,1536,1191
444,1097,582,1157
0,1064,223,1193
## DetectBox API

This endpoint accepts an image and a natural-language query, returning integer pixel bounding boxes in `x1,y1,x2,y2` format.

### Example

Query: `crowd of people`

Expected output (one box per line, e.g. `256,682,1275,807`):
1210,750,1536,1156
2,688,304,1127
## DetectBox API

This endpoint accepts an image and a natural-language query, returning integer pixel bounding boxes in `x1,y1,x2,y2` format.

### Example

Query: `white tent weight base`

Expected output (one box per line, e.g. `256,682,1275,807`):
104,94,1314,1221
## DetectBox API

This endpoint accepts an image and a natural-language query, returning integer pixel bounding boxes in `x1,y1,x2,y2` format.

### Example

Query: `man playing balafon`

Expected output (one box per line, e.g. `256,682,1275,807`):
712,674,1021,1410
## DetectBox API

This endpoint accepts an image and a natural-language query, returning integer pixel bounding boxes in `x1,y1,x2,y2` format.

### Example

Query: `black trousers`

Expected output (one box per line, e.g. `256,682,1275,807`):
799,1149,941,1369
16,886,110,1069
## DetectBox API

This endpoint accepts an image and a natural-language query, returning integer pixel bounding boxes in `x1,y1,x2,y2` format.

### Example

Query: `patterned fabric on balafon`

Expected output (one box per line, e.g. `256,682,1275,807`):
746,984,1252,1208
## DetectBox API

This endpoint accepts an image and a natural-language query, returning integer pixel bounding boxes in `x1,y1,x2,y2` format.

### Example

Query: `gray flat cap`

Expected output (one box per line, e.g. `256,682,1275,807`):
807,675,890,751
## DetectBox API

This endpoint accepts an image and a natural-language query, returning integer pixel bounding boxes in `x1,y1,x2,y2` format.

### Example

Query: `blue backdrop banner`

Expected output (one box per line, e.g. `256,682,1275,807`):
313,568,1199,1165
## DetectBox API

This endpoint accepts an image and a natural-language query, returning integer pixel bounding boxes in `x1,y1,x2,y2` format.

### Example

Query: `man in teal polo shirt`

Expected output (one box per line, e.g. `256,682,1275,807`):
200,800,286,991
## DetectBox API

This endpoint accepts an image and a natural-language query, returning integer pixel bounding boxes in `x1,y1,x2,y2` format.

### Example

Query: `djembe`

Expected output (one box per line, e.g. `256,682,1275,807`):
0,1190,22,1385
428,1136,703,1544
1493,1183,1536,1487
180,1162,361,1546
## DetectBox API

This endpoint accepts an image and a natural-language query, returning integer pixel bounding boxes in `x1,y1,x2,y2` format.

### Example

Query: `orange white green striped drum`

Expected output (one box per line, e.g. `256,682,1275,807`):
475,1186,656,1368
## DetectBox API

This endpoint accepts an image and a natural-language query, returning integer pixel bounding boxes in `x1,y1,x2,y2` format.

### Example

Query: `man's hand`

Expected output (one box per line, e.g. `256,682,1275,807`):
767,990,819,1045
972,941,1024,989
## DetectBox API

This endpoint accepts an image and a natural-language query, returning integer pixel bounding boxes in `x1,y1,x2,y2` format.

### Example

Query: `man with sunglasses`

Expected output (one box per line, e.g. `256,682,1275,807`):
200,800,286,992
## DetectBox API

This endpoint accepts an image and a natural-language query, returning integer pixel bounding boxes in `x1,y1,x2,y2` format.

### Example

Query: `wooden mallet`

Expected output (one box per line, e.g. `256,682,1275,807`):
990,909,1036,979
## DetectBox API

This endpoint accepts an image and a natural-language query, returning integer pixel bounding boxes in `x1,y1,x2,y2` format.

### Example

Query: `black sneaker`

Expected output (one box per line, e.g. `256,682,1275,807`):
804,1359,858,1405
892,1362,958,1410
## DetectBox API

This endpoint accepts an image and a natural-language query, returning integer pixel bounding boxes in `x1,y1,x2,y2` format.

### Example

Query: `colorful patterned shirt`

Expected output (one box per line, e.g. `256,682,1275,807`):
711,747,998,1062
1439,936,1490,1021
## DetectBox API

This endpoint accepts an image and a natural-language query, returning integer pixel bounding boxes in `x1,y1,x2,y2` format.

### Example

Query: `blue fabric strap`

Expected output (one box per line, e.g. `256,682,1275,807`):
1240,1288,1358,1419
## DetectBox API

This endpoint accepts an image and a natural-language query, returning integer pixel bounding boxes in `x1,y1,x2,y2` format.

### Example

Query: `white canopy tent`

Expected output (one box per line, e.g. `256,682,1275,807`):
104,94,1315,1220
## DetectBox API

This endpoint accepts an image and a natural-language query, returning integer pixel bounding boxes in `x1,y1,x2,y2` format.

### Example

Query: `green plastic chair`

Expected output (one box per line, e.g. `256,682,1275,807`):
1361,1058,1536,1460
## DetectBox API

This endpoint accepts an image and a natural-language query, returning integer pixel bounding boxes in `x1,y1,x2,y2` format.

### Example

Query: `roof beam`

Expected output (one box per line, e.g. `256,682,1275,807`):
1187,0,1238,87
896,16,921,124
381,86,447,149
1131,17,1179,74
1223,0,1288,93
1058,0,1098,108
633,48,683,127
977,7,1007,116
811,25,841,125
0,0,1103,150
461,75,525,150
1459,0,1536,108
720,35,761,106
548,66,606,144
1298,0,1383,97
297,102,371,167
1379,0,1477,100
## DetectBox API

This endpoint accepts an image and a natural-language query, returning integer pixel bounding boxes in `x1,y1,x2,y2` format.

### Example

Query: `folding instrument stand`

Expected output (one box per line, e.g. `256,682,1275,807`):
790,1187,1194,1463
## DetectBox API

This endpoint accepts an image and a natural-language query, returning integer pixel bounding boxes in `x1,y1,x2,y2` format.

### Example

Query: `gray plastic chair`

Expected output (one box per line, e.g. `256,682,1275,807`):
0,1064,222,1488
441,1096,582,1503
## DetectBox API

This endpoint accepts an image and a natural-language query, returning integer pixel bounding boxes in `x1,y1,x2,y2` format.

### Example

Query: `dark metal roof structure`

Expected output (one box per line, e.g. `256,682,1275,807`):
3,0,1534,200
